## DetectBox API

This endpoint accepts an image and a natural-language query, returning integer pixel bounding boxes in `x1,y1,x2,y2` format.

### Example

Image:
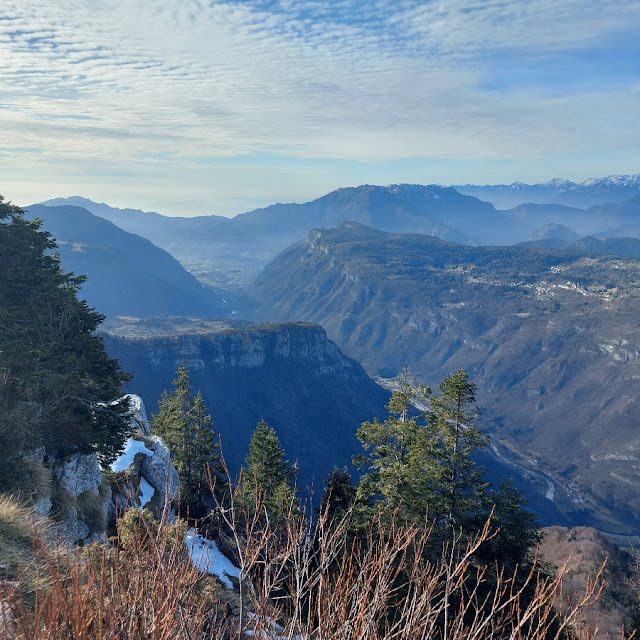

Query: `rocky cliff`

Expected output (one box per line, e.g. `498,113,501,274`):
102,321,389,493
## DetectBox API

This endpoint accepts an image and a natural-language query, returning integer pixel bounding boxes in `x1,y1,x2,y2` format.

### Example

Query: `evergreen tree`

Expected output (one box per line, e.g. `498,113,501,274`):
151,363,223,516
319,466,356,521
354,369,540,567
242,420,295,519
476,480,543,571
0,195,132,476
425,369,490,533
353,380,433,523
191,390,224,499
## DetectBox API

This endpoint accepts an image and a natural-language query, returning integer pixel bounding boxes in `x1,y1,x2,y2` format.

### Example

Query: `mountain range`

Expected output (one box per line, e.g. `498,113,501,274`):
34,177,640,534
42,179,640,286
249,222,640,535
456,175,640,209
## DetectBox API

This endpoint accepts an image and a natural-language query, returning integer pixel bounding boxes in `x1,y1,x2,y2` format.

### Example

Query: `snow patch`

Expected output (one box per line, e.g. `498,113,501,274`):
138,477,155,509
111,438,154,472
185,529,240,588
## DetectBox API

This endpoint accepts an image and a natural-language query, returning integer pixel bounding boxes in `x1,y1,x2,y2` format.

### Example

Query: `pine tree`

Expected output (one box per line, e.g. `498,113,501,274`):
0,195,132,476
319,467,356,520
151,363,223,516
353,379,433,522
242,420,295,519
354,370,532,547
191,391,224,501
425,369,490,533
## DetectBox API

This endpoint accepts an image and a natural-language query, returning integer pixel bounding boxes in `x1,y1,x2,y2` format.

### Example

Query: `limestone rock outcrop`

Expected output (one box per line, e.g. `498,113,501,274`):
109,394,180,521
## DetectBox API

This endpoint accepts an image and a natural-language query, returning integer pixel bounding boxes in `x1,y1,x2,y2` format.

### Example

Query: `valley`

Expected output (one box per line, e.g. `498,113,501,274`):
101,320,389,494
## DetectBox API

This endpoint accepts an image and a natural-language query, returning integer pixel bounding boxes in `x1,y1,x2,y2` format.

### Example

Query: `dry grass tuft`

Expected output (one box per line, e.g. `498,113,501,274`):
0,494,52,603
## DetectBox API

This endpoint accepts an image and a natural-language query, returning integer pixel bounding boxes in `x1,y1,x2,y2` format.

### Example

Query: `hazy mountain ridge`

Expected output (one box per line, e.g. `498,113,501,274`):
249,222,640,534
25,203,227,319
39,186,508,284
456,174,640,208
41,179,640,286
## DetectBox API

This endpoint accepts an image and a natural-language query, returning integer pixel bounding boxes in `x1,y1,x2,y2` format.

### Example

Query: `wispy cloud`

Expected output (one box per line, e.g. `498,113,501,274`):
1,0,639,214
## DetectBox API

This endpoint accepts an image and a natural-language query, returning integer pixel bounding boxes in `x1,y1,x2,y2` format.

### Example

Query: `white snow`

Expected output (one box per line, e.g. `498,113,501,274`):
138,477,155,509
247,613,283,631
184,528,241,588
111,438,154,472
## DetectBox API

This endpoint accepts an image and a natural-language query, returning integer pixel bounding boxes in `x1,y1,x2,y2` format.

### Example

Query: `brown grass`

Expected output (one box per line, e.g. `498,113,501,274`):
1,506,225,640
0,494,52,602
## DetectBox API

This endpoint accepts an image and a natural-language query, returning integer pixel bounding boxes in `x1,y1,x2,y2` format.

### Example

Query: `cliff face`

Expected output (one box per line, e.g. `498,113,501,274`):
7,395,178,545
102,322,389,493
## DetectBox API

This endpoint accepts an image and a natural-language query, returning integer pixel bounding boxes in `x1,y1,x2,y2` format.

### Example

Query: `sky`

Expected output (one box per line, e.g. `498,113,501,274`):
1,0,640,217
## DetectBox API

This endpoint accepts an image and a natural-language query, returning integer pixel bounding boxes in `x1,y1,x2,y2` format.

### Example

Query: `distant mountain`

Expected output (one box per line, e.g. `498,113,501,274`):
102,321,389,492
42,184,640,287
589,192,640,238
40,186,510,284
500,202,603,237
456,175,640,209
569,235,640,259
530,223,579,242
25,204,226,319
250,222,640,534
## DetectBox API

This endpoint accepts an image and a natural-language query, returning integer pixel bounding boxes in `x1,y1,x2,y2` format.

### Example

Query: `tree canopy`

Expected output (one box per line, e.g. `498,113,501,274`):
0,195,132,476
151,362,224,517
354,370,540,566
242,419,296,519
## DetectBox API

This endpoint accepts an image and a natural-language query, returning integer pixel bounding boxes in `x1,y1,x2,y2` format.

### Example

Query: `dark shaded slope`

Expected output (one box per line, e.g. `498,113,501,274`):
250,222,640,533
26,204,225,319
102,322,389,492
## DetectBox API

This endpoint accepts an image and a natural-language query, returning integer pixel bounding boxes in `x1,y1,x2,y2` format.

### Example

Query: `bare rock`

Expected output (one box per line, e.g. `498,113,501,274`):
139,435,180,516
54,454,102,498
126,393,150,434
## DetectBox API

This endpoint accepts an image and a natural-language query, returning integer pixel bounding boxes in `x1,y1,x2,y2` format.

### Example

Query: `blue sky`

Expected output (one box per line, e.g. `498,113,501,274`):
1,0,639,216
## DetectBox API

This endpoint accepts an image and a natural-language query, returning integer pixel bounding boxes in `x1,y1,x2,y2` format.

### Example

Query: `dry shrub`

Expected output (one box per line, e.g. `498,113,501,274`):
0,472,628,640
76,490,106,534
0,494,52,602
49,483,74,521
0,460,51,502
1,507,226,640
210,464,624,640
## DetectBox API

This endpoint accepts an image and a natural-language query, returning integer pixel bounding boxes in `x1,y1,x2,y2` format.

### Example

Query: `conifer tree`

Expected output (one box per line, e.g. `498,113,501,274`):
242,420,295,519
353,379,433,522
319,466,356,520
0,195,132,477
425,369,490,532
151,363,223,516
354,369,539,565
